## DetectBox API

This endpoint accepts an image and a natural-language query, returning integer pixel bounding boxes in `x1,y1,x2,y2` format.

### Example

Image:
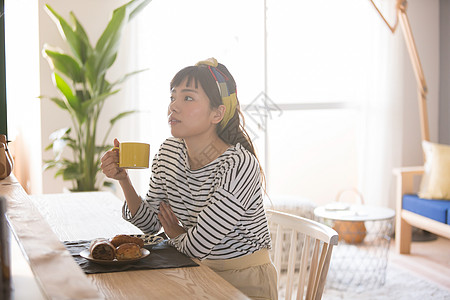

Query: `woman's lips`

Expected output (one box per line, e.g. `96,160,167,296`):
168,118,181,125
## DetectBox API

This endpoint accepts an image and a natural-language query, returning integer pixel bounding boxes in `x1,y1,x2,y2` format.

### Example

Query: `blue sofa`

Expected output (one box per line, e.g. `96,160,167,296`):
394,167,450,254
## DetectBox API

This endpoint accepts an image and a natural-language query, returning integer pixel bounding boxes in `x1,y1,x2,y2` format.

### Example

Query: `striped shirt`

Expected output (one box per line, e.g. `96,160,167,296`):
122,137,272,260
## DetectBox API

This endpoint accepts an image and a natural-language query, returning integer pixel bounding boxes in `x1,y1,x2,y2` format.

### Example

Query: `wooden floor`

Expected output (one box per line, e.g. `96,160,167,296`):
389,236,450,291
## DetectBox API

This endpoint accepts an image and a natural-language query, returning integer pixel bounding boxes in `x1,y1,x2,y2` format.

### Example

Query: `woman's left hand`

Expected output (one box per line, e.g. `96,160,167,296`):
158,202,186,239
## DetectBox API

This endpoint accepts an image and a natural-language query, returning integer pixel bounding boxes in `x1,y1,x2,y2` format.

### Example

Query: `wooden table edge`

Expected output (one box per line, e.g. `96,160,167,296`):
1,174,104,299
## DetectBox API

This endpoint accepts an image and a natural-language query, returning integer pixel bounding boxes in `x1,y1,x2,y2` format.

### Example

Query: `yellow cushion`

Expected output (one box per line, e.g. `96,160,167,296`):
418,141,450,200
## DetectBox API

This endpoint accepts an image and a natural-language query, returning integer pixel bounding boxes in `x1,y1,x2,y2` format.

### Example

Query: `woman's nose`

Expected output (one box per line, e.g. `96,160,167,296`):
168,99,179,113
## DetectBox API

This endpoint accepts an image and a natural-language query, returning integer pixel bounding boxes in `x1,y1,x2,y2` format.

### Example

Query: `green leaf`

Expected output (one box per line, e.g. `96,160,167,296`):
102,53,118,75
47,128,72,160
49,127,71,141
96,145,113,155
52,138,69,160
109,68,148,89
95,7,126,61
80,89,120,113
44,48,83,82
46,159,73,177
75,89,90,103
86,54,117,92
45,5,84,63
70,12,92,63
101,79,112,94
44,142,54,151
53,73,80,111
65,140,78,151
62,165,84,180
128,0,153,21
103,181,114,187
39,95,69,110
110,110,138,126
43,160,58,171
50,97,69,110
54,168,64,178
93,15,126,85
85,54,100,93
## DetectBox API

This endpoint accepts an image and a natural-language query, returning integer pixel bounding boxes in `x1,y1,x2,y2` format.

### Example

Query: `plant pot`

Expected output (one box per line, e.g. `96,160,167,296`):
332,188,367,244
333,220,367,244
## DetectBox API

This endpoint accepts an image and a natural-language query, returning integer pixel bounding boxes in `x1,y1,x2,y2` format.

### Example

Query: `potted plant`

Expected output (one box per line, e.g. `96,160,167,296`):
41,0,151,191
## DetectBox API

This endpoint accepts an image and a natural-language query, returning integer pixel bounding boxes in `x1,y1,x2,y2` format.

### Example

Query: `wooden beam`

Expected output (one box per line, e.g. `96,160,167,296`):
398,2,430,142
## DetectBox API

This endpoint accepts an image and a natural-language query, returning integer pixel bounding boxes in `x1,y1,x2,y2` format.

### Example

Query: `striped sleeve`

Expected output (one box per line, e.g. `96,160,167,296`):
122,151,166,234
169,151,261,259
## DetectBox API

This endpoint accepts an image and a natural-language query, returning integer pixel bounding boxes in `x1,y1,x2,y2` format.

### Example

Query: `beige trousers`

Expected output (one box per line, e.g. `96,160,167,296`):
202,249,278,300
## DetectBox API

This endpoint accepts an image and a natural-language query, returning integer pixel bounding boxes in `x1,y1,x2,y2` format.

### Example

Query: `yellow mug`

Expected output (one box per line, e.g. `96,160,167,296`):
113,142,150,169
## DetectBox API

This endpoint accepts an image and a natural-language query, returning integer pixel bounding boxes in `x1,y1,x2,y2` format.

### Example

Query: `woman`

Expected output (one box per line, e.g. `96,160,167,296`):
101,58,277,299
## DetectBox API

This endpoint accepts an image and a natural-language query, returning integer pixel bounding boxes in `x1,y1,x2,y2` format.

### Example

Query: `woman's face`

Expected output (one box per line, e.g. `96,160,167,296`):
168,78,222,140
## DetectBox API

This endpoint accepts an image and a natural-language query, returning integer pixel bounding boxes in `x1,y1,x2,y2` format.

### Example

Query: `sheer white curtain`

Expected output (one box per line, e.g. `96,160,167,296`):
352,2,404,209
357,2,404,208
125,0,403,207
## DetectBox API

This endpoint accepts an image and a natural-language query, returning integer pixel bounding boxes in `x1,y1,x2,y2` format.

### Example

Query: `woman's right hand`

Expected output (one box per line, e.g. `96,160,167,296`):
101,138,128,181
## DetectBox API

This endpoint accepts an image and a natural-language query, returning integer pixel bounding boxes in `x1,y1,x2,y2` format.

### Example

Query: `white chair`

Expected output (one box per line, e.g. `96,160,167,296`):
266,209,339,300
265,195,317,272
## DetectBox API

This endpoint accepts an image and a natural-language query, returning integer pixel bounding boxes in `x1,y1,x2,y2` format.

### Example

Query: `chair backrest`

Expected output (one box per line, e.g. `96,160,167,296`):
266,209,338,300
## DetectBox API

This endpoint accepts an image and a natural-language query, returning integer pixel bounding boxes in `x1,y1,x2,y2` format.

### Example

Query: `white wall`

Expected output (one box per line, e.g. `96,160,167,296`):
440,0,450,144
400,0,440,168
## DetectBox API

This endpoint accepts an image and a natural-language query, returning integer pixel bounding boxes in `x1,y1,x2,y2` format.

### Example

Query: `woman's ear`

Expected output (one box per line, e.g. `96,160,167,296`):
211,105,226,125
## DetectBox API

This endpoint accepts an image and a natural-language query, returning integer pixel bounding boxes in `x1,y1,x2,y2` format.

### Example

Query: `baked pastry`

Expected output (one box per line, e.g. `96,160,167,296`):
110,234,144,248
116,243,142,260
89,238,116,260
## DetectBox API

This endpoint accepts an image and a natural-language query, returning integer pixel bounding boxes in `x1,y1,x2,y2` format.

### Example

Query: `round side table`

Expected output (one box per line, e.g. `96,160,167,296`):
314,203,395,291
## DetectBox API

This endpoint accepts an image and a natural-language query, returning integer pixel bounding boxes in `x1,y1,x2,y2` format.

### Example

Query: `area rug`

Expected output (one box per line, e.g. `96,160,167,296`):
278,263,450,300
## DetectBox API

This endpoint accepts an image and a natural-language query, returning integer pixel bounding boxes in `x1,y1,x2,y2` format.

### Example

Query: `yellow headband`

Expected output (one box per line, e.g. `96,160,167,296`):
196,58,237,129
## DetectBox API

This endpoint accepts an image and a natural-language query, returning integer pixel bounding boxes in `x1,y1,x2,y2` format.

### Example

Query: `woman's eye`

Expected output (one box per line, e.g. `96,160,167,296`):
170,96,175,102
185,96,193,101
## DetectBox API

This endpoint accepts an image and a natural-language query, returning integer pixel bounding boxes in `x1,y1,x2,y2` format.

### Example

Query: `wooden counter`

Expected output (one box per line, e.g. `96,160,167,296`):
1,174,102,299
0,175,249,299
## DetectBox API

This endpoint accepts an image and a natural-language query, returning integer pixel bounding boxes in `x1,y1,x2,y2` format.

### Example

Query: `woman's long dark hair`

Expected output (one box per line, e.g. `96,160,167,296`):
170,63,256,155
170,63,266,187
